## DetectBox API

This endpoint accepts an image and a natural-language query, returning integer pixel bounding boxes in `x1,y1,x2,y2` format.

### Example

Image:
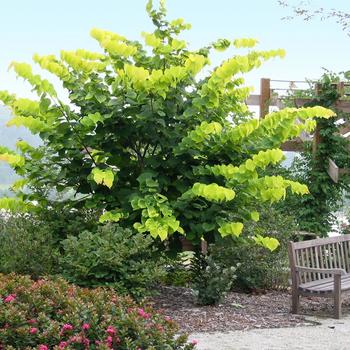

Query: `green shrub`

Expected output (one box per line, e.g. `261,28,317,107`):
60,224,166,299
0,273,195,349
35,202,101,243
0,214,59,278
190,254,236,305
161,252,193,287
211,207,297,291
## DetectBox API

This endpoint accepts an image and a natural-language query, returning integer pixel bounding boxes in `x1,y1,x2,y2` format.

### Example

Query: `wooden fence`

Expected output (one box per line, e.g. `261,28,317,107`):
246,78,350,182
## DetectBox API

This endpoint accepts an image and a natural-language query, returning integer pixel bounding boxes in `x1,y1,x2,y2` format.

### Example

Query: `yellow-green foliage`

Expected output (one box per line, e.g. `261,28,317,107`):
0,1,335,249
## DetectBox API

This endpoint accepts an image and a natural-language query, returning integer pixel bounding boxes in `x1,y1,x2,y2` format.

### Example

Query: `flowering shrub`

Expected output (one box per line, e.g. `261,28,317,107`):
0,274,195,349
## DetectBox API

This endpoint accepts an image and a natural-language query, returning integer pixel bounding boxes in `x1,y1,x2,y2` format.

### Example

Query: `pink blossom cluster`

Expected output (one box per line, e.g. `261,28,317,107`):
3,294,16,303
31,324,124,349
137,308,151,319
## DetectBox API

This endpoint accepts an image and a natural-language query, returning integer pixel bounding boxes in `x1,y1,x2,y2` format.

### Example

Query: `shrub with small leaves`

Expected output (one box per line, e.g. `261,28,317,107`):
211,206,297,291
190,254,236,305
0,274,195,349
161,252,193,287
0,214,59,278
60,224,166,299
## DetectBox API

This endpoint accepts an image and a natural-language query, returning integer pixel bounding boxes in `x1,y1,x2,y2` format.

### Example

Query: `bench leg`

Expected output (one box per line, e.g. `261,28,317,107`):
334,275,342,319
291,288,300,314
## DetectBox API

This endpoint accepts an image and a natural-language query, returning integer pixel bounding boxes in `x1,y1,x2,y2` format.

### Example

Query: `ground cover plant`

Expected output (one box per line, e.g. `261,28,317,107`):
0,274,195,349
0,0,336,252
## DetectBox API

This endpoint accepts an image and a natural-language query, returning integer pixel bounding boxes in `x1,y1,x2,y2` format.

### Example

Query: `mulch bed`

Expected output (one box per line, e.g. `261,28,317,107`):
151,286,350,333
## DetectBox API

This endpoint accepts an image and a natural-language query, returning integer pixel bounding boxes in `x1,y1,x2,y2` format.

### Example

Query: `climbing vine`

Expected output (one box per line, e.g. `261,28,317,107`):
282,73,350,236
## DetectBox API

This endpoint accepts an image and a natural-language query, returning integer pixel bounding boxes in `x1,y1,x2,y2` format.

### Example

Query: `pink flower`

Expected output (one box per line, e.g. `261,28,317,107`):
61,323,73,332
30,327,38,334
106,335,113,347
106,325,117,335
137,308,145,315
137,308,151,319
38,345,49,350
59,342,68,349
68,335,80,342
191,339,198,345
82,323,90,331
28,319,37,324
156,324,164,332
4,294,16,303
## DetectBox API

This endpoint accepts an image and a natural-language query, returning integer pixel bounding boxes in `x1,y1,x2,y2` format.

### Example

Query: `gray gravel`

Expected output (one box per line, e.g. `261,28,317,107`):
190,316,350,350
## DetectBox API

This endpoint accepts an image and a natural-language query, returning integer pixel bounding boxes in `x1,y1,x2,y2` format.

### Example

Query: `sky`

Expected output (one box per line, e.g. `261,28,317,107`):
1,0,350,99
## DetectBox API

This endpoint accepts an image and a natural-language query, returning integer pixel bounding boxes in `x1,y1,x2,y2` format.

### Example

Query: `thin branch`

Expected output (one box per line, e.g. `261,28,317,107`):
151,143,159,156
142,143,150,158
55,99,99,167
279,1,350,36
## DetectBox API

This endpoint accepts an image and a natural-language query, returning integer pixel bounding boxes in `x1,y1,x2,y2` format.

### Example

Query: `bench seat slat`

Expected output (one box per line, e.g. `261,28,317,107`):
299,274,350,294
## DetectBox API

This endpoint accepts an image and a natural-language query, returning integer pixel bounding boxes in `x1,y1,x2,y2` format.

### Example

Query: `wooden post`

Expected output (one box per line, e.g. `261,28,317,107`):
260,78,270,119
334,274,342,319
337,82,345,97
200,240,208,255
288,242,300,314
312,83,322,158
327,158,340,183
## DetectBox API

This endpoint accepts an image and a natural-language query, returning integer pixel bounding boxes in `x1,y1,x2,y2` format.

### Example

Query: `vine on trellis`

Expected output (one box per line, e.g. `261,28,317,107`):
282,73,350,236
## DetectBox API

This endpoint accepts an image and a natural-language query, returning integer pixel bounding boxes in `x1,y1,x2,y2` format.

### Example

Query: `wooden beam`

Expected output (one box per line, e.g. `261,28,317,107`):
294,97,350,114
327,158,350,183
336,100,350,113
260,78,270,118
246,94,280,107
281,139,305,152
328,158,339,183
338,123,350,136
294,98,313,107
245,94,260,106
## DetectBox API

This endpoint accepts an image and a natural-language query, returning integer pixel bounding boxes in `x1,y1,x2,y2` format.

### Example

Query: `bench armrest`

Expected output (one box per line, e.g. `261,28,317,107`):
295,265,347,275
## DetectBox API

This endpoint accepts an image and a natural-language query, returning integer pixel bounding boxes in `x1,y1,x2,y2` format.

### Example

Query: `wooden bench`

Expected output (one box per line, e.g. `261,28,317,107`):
288,234,350,319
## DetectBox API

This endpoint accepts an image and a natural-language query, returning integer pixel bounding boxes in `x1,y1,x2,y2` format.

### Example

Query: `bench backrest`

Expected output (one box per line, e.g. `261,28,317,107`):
288,234,350,284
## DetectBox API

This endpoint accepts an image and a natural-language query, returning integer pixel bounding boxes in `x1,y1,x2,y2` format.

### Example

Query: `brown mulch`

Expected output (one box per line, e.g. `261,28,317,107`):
151,286,350,333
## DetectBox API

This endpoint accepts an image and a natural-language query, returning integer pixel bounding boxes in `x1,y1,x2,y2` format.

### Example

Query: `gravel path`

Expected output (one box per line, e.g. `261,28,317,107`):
189,317,350,350
153,286,350,349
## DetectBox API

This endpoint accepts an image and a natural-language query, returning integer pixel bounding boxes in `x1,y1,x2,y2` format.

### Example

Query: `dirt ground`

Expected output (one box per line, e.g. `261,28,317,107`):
151,286,350,333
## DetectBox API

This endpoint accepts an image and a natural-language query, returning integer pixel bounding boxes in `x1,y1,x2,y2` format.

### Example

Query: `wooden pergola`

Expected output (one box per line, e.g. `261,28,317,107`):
246,78,350,182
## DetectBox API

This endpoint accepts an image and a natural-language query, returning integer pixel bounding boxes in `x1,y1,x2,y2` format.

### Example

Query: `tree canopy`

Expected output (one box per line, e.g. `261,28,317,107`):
0,0,335,249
